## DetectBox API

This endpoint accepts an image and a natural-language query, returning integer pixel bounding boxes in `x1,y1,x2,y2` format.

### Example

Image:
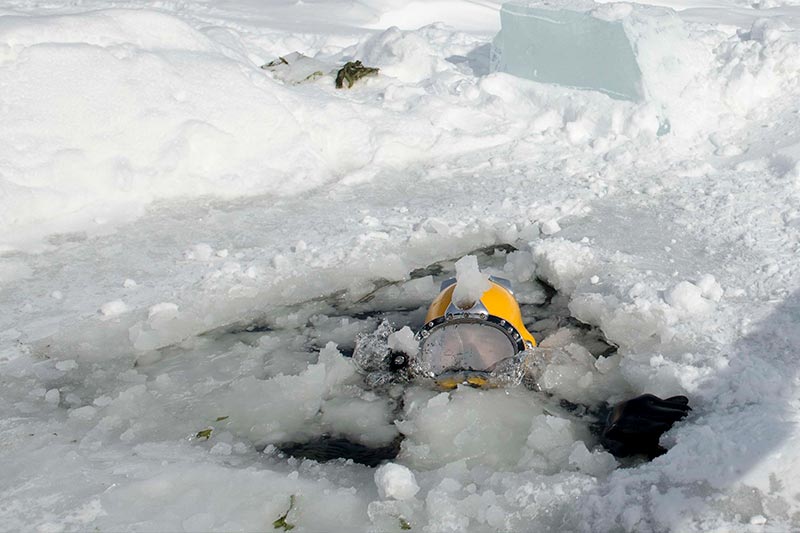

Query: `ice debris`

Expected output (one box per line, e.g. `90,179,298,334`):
666,281,715,315
99,299,128,318
374,463,420,500
452,255,491,309
387,327,418,356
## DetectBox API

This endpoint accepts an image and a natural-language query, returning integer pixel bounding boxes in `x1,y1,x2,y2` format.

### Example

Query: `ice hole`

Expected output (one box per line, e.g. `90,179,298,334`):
131,243,619,469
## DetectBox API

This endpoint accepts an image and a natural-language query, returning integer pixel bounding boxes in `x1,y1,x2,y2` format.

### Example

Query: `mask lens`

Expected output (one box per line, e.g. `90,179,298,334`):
420,322,518,374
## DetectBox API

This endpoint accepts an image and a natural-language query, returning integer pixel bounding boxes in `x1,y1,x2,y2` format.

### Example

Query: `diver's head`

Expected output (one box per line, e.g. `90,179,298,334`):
414,276,536,389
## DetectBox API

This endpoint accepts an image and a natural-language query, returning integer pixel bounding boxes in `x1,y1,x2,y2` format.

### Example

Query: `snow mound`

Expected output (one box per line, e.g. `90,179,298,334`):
357,26,451,83
0,9,328,249
0,9,218,51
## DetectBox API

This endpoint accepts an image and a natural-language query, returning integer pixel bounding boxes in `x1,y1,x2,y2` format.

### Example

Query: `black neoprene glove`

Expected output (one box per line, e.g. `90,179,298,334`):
601,394,690,459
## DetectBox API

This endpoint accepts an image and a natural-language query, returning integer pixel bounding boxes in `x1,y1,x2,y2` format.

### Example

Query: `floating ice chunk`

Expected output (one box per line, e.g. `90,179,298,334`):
568,441,617,477
45,388,60,404
535,330,626,403
374,463,420,500
185,243,214,261
533,239,597,293
502,250,535,283
320,397,398,446
666,281,713,315
540,219,561,235
367,500,417,533
452,255,491,309
402,387,540,469
491,1,643,101
387,326,419,356
99,299,128,318
318,342,358,390
696,274,723,302
55,359,78,371
426,392,450,409
148,302,179,322
520,414,579,473
93,396,112,407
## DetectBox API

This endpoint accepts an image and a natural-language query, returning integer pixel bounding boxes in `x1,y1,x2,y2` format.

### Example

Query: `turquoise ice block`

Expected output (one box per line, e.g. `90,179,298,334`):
491,2,644,101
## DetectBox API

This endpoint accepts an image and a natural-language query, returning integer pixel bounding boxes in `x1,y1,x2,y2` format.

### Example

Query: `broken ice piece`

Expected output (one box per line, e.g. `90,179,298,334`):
491,1,643,101
99,299,128,318
374,462,420,500
452,255,491,309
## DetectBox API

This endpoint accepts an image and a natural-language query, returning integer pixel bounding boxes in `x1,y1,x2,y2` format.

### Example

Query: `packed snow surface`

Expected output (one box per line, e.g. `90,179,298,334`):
2,0,800,531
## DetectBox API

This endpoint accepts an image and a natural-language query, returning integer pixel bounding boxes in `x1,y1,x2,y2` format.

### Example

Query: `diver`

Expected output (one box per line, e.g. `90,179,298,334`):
279,276,690,466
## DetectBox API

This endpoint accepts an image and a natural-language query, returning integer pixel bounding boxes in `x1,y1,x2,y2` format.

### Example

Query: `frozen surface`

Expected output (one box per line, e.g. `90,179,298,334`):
491,2,644,101
2,0,800,531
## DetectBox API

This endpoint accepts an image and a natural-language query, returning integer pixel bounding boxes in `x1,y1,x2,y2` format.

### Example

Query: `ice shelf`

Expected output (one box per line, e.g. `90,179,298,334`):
491,1,644,101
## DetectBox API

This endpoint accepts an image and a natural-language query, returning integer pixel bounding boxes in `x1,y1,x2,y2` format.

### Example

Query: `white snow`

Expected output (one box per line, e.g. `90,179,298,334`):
2,0,800,531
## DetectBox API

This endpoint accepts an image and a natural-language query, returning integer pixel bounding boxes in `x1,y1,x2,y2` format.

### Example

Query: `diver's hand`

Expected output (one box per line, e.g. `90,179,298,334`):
601,394,690,459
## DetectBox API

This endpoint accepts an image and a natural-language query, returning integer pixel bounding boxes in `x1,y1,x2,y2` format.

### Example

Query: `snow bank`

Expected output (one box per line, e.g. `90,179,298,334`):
0,10,333,249
7,2,796,251
492,1,800,139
